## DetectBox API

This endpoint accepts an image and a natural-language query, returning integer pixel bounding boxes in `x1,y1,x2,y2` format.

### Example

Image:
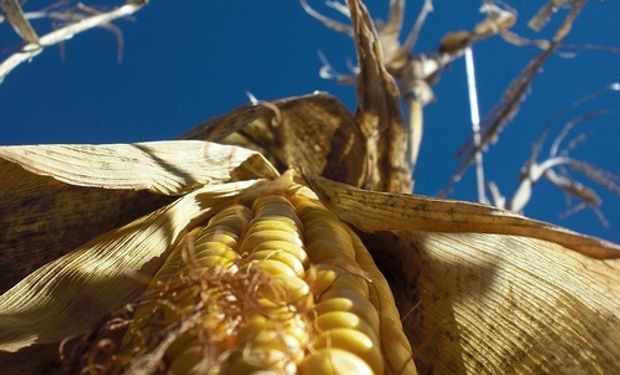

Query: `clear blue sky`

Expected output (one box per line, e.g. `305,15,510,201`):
1,1,619,243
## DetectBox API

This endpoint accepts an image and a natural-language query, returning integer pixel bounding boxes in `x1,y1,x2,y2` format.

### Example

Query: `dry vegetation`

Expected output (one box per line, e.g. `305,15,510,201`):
1,1,620,374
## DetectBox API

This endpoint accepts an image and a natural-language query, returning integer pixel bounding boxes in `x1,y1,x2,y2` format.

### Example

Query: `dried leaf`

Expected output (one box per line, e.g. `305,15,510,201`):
400,0,433,54
528,0,563,31
568,160,620,196
405,231,620,373
0,162,172,293
179,100,276,142
347,0,410,192
309,176,620,259
0,141,276,292
0,140,277,195
181,93,366,188
0,180,260,353
382,0,405,39
449,0,587,196
0,343,59,373
552,0,586,42
0,0,39,44
375,0,405,63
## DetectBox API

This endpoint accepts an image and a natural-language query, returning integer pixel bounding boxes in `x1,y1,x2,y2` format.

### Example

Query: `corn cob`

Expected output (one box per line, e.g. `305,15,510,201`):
79,184,416,374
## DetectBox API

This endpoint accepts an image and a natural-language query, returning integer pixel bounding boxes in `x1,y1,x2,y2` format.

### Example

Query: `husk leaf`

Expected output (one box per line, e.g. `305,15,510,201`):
0,140,277,195
308,175,620,259
181,92,367,187
0,141,276,292
0,179,261,353
409,231,620,374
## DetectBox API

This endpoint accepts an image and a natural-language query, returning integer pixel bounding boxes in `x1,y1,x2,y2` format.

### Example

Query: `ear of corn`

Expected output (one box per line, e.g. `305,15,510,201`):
74,184,416,374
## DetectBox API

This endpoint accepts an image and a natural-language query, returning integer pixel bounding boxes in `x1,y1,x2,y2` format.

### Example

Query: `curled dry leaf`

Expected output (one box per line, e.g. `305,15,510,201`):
1,166,619,373
0,141,277,292
0,162,172,294
347,0,410,193
181,92,367,188
302,0,413,192
0,179,261,353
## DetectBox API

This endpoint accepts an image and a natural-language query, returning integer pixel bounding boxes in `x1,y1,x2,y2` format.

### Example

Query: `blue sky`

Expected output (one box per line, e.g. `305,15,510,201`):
1,1,619,243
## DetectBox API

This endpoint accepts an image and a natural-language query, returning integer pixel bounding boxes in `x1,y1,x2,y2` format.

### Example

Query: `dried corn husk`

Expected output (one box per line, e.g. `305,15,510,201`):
181,92,367,188
0,179,263,353
0,141,276,292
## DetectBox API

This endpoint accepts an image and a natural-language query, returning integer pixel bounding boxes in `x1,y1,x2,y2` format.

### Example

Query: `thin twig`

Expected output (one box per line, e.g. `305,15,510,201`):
382,0,404,38
523,82,619,174
325,0,350,18
317,50,357,84
299,0,354,37
0,0,147,83
528,0,563,32
568,160,620,196
487,181,506,209
549,110,607,157
403,95,423,177
401,0,433,52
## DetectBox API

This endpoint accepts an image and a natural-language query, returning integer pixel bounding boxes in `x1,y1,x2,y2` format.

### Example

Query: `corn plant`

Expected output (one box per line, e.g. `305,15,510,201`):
1,1,619,374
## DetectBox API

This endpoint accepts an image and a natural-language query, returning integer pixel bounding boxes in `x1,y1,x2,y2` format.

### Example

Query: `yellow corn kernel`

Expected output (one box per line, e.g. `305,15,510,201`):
237,315,309,346
240,258,298,278
309,264,370,299
193,242,238,261
315,311,379,345
313,288,381,338
195,231,239,248
300,349,373,375
246,219,302,236
252,196,303,228
252,240,309,266
167,345,204,375
248,249,305,277
241,230,304,252
305,238,357,262
303,219,353,244
313,328,384,375
294,197,415,374
347,226,417,375
213,194,310,374
225,349,295,375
